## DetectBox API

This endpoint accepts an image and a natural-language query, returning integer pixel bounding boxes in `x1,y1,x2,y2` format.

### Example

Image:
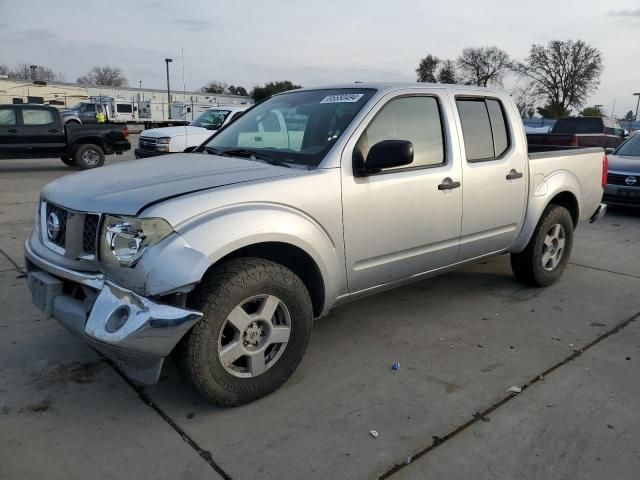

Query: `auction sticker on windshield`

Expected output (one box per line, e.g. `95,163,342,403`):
320,93,365,104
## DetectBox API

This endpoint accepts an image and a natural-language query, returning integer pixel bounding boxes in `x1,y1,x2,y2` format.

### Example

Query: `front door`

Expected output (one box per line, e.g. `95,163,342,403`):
342,93,463,293
455,96,527,260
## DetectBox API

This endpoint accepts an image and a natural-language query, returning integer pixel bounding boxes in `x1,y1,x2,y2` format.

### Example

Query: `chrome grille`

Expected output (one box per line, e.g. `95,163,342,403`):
45,203,68,249
139,137,157,151
607,173,639,187
42,201,100,259
83,214,100,255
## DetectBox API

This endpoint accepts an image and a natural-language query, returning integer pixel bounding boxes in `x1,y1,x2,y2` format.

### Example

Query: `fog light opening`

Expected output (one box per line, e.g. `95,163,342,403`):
106,306,131,333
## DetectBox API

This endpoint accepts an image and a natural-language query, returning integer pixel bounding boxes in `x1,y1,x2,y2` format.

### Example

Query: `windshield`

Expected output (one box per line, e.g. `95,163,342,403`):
552,117,603,134
191,109,231,129
615,133,640,157
203,88,375,168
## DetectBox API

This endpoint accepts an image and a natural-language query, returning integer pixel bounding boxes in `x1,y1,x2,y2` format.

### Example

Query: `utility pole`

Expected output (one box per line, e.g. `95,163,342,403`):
165,58,172,120
634,93,640,122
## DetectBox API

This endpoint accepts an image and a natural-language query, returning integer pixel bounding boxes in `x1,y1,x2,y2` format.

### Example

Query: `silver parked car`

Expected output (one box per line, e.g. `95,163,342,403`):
604,133,640,205
25,83,606,405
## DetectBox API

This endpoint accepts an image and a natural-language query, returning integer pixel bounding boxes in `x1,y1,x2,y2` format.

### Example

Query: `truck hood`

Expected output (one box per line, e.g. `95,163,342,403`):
608,155,640,174
42,154,297,216
140,126,210,138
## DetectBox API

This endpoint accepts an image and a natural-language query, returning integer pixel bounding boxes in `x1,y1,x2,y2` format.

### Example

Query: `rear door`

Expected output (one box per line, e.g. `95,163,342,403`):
455,96,527,260
19,107,66,157
0,106,19,157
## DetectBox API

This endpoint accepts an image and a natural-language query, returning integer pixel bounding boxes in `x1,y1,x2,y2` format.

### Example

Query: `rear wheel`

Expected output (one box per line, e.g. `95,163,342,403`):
73,144,105,169
511,205,574,286
174,258,313,406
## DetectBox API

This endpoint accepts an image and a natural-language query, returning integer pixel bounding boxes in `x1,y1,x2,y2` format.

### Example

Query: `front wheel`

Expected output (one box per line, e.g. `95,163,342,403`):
73,144,105,169
174,258,313,406
511,205,574,286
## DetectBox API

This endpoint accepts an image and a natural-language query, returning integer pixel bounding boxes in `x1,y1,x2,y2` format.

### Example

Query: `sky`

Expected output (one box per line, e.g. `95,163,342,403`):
1,0,639,116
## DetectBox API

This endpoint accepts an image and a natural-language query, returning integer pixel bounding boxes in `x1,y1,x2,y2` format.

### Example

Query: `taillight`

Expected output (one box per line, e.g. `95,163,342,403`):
602,155,608,189
123,126,129,138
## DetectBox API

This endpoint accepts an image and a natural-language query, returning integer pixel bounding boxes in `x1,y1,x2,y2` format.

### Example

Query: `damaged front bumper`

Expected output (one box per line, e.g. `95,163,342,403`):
25,241,202,384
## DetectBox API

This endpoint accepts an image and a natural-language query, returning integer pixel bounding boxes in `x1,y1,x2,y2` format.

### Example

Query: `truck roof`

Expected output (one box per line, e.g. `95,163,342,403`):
285,82,507,96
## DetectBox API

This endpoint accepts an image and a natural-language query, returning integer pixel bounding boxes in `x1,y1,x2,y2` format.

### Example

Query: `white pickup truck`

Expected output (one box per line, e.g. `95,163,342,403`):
26,83,607,406
134,106,249,158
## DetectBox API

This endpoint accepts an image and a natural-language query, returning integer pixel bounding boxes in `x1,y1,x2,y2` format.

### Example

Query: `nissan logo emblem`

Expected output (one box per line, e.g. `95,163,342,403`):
47,212,61,240
625,176,637,186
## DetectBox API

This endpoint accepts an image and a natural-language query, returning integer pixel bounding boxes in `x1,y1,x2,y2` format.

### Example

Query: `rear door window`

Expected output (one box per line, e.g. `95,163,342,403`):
456,98,511,162
0,108,16,125
22,109,55,125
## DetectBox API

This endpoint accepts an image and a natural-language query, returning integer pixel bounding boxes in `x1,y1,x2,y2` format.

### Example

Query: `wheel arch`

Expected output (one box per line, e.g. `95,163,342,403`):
510,170,582,253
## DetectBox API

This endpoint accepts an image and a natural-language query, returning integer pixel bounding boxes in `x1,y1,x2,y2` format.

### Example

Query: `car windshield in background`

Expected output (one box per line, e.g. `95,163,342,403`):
203,88,375,168
615,134,640,157
552,117,602,134
191,110,231,129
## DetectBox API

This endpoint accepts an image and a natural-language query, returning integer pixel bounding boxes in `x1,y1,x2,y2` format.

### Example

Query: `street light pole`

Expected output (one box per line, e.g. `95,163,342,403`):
165,58,173,120
634,93,640,123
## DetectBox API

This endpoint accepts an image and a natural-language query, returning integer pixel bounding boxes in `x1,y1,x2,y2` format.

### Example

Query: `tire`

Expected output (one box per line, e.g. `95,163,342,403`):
60,155,76,167
73,144,105,169
174,258,313,406
65,120,80,125
511,205,574,287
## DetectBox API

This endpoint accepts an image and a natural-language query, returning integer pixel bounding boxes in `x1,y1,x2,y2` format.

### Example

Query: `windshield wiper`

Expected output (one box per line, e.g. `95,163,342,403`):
219,148,291,168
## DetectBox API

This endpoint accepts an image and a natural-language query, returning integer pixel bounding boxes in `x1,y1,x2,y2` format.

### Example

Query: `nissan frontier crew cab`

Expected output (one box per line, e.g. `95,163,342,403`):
25,83,607,406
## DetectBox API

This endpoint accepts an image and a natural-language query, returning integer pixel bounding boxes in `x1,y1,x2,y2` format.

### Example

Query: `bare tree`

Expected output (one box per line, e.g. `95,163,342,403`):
9,64,64,82
77,66,127,86
0,64,9,77
438,60,458,84
416,54,440,83
516,40,603,119
200,80,228,94
511,81,539,118
457,47,511,86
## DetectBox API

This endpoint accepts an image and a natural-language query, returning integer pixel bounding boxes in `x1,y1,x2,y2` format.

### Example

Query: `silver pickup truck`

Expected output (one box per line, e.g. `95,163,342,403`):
25,83,607,405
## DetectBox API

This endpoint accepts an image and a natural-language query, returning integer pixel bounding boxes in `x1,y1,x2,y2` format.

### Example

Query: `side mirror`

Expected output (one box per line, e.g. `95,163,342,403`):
354,140,414,176
605,148,615,155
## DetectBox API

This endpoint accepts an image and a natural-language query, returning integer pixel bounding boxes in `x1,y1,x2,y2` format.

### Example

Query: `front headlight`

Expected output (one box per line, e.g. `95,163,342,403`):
156,137,171,152
99,215,173,267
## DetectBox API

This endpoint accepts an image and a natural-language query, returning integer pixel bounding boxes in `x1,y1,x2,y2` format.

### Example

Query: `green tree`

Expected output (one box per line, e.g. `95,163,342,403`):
580,106,604,117
537,104,571,119
457,46,512,86
199,80,228,94
416,54,440,83
251,81,301,101
227,85,248,96
517,40,603,119
438,60,458,84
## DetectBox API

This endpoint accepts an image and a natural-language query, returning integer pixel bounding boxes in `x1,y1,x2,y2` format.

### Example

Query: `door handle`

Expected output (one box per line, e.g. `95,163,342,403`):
506,169,523,180
48,128,59,133
438,177,461,190
8,128,18,133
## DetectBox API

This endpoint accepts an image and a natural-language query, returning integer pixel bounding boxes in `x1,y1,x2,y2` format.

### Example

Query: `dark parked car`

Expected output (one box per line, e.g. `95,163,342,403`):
527,116,627,150
604,133,640,205
0,104,130,169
